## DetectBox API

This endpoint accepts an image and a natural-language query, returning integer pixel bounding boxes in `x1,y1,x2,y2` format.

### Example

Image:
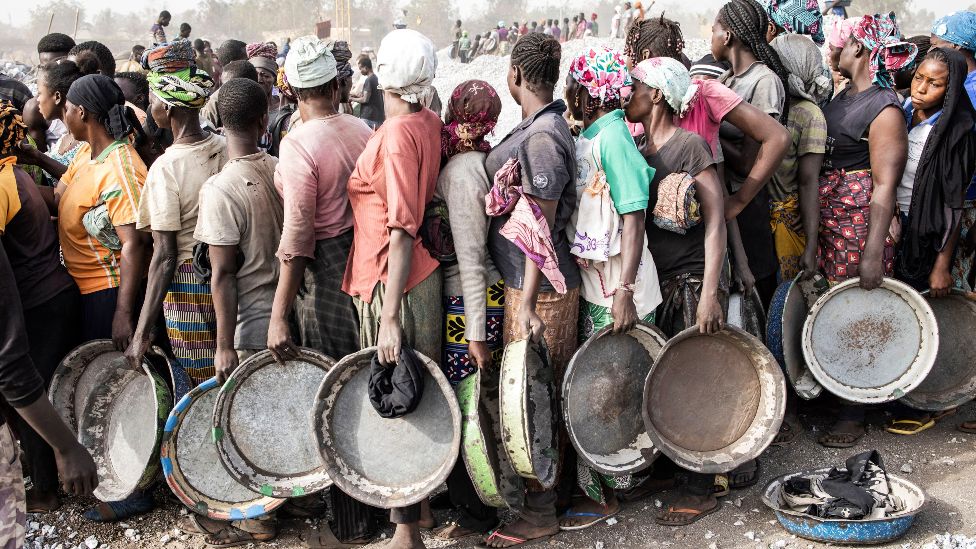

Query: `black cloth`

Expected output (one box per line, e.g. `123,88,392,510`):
782,450,889,519
0,242,45,424
447,459,498,532
329,487,377,542
80,286,118,342
65,74,135,140
0,75,32,112
359,73,384,126
368,347,425,419
898,48,976,280
822,84,900,172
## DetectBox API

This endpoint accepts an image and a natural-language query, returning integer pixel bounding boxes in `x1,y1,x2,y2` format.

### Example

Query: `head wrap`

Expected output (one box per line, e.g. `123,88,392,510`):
284,35,337,89
66,74,133,140
569,47,631,104
0,101,27,158
829,18,857,49
276,67,297,101
931,11,976,52
631,57,699,116
851,13,918,89
141,39,195,72
325,39,354,80
764,0,825,46
441,80,502,159
770,34,832,104
689,53,731,79
147,66,215,109
247,42,279,74
376,29,437,105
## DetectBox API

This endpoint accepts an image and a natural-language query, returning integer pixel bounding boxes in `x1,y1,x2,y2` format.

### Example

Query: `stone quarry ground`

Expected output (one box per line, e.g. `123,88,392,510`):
22,400,976,549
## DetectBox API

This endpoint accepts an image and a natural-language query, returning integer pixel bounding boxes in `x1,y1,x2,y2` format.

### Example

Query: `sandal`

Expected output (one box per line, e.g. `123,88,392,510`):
302,525,370,548
654,500,720,527
433,522,480,540
558,507,618,531
477,530,554,549
772,421,798,446
819,422,866,449
205,521,276,548
886,418,935,436
280,495,327,518
83,493,154,523
729,459,761,490
179,514,225,535
616,475,675,502
712,475,730,498
958,420,976,434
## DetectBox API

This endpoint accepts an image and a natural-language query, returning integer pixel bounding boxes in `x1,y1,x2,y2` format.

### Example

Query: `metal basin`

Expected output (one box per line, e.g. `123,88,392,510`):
563,322,665,476
213,349,335,498
762,469,925,545
50,340,131,433
729,287,767,341
642,325,786,473
802,278,938,403
766,276,823,400
314,348,461,509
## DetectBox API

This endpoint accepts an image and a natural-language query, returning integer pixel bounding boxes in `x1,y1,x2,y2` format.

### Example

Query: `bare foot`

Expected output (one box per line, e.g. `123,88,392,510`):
655,491,719,526
418,499,435,530
818,419,866,448
483,519,558,548
26,489,60,513
616,476,675,502
559,494,618,529
433,522,477,540
386,524,424,549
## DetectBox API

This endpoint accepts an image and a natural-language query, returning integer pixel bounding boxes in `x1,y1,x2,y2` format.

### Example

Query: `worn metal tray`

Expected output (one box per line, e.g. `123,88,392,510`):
766,276,823,400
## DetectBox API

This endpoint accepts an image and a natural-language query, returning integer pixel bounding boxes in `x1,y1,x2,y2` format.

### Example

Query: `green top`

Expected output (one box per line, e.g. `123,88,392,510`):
581,109,653,215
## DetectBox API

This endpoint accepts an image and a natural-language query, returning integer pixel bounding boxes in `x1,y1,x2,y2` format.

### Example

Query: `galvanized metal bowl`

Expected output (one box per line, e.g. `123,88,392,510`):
144,349,193,407
79,361,172,502
162,377,286,520
901,290,976,411
729,287,766,341
50,340,133,434
499,339,558,489
762,469,925,545
802,278,938,404
563,322,665,476
213,349,335,498
314,347,461,509
456,369,524,509
642,325,786,474
766,276,823,400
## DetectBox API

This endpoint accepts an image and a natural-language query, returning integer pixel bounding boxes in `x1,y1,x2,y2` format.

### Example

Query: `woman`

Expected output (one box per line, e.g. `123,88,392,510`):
558,47,661,531
817,13,915,448
430,80,504,542
627,57,729,526
886,48,976,435
828,18,857,91
55,74,153,520
481,32,580,549
763,0,825,46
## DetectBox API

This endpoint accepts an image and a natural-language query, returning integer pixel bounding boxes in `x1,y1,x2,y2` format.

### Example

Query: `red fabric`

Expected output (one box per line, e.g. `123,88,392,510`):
817,170,895,282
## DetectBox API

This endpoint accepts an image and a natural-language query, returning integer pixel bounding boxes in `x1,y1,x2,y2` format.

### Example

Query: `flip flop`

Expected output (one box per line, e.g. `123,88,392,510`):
205,524,276,548
712,475,730,498
617,476,675,502
302,525,370,548
558,507,618,531
433,522,481,540
654,500,721,527
771,421,798,447
477,530,554,549
729,459,761,490
958,420,976,434
178,514,225,535
818,424,866,449
886,418,935,436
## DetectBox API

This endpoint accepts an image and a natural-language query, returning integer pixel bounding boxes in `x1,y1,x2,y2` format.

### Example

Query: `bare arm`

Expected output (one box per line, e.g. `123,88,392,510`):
113,224,151,351
377,229,413,365
17,396,98,496
16,141,70,180
611,211,644,333
722,102,791,220
267,256,308,363
694,165,728,334
861,107,907,290
124,230,178,368
929,218,961,297
798,152,824,278
517,196,558,342
210,244,241,382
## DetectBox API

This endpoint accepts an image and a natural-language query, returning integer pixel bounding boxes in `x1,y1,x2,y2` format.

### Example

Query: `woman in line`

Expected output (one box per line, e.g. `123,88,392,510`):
886,48,976,435
627,57,729,526
558,47,661,531
481,32,580,549
430,79,504,541
55,74,154,521
763,0,825,46
816,13,915,448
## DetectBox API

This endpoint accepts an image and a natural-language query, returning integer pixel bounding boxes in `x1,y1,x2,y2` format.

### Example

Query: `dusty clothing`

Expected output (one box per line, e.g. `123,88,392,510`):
137,133,228,262
353,268,443,365
295,232,361,361
342,109,442,302
822,85,901,172
274,114,371,260
677,79,742,158
769,99,827,202
0,424,25,549
194,152,283,349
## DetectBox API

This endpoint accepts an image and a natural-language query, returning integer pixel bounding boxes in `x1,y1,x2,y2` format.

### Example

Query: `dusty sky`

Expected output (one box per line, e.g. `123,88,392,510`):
3,0,973,27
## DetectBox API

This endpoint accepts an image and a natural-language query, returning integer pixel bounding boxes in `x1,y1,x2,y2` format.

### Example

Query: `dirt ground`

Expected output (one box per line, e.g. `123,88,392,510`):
23,401,976,549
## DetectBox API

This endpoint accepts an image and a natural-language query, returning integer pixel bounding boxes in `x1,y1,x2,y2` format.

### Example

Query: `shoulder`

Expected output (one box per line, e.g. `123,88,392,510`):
525,113,573,148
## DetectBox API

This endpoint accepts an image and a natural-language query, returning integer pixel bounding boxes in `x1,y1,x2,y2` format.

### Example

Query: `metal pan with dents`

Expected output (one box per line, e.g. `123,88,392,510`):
79,362,172,502
766,276,823,400
563,322,665,476
456,369,524,509
642,325,786,474
728,287,767,341
162,377,286,520
213,349,335,498
802,278,938,404
901,290,976,411
499,339,559,489
314,348,461,509
50,340,133,433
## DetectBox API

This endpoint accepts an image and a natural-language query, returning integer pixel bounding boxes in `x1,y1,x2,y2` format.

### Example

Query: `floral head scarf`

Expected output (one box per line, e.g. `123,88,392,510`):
631,57,699,116
147,66,215,109
765,0,825,46
246,42,279,74
829,18,856,49
850,13,918,89
932,11,976,53
141,39,195,72
770,34,832,104
569,47,631,105
0,101,27,158
276,67,296,101
441,80,502,159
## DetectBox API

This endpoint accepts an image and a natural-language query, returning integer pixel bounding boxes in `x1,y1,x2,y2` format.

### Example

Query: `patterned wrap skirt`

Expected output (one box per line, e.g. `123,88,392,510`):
769,192,807,281
164,260,217,385
443,280,506,385
0,424,26,549
817,170,894,283
952,200,976,291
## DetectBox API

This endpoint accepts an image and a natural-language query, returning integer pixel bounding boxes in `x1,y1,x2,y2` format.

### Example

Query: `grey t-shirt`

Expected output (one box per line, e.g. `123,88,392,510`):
194,152,284,350
484,100,581,292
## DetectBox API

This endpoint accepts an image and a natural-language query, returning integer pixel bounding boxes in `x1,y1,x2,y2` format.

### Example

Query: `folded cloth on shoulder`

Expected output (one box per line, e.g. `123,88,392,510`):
781,450,899,520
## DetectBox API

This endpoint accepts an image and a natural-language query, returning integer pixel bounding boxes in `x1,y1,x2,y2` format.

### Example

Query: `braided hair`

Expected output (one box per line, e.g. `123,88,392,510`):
718,0,791,122
510,32,561,93
624,14,685,62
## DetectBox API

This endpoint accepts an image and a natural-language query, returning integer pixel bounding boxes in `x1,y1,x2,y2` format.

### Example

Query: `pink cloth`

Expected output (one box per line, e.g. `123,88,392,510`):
485,157,567,294
829,18,857,49
274,115,372,260
676,79,742,157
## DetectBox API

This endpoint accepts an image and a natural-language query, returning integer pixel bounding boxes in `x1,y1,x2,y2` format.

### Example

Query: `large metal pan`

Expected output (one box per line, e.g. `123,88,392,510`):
728,287,766,341
766,276,823,400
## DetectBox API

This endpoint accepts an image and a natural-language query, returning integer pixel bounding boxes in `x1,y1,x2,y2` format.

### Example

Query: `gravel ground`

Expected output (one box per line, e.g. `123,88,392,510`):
22,400,976,549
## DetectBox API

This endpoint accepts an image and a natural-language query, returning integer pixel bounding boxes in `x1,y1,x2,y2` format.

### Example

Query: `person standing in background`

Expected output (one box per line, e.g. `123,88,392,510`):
179,23,192,40
117,45,147,74
621,3,633,39
350,56,384,128
589,13,600,37
151,10,171,46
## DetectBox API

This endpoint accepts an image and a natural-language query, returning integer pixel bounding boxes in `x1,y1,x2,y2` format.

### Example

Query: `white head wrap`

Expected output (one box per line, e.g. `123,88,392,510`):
770,34,832,105
376,29,437,105
284,35,337,89
631,57,699,116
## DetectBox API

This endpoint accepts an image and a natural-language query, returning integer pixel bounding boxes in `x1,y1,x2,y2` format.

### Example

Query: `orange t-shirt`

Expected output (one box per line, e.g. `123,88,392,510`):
58,141,146,294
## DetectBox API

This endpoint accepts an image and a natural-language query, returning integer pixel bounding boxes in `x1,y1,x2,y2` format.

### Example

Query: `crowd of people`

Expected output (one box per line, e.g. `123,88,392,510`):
1,1,976,548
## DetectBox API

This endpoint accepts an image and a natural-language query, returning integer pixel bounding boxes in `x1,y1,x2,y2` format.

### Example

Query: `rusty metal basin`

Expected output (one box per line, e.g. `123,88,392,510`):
901,291,976,411
50,340,131,433
802,278,938,403
213,349,335,498
642,325,786,473
729,287,767,341
563,322,665,476
314,348,461,509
